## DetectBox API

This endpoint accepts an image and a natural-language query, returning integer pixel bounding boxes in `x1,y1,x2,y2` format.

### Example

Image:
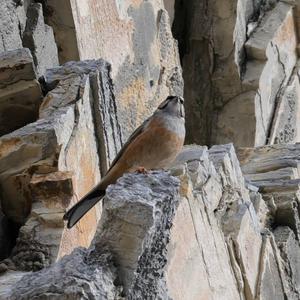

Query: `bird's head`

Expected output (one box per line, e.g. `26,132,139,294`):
157,95,185,118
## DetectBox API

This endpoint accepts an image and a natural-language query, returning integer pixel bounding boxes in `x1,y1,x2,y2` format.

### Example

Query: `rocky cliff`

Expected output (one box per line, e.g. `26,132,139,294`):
0,0,300,299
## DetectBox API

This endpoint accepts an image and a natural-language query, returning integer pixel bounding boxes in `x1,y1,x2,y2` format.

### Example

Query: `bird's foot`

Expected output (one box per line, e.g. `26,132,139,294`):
136,166,148,174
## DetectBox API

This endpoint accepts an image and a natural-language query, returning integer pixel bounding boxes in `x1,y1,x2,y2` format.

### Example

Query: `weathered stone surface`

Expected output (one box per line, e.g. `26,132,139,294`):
69,0,183,140
2,143,300,299
43,59,123,172
269,70,300,144
255,232,286,300
0,0,24,52
274,226,300,298
0,60,124,268
0,0,59,80
170,0,299,147
0,271,27,300
163,0,175,25
241,1,297,147
167,146,242,300
214,91,257,147
7,248,120,300
2,1,300,299
0,48,36,88
252,2,297,146
245,2,292,60
99,171,180,298
238,143,300,299
23,3,59,77
0,80,42,137
30,172,73,207
39,0,80,64
0,48,42,136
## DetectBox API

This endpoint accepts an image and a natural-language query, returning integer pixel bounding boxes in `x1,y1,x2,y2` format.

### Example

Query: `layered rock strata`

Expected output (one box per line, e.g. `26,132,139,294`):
171,0,300,147
1,144,299,299
1,0,300,299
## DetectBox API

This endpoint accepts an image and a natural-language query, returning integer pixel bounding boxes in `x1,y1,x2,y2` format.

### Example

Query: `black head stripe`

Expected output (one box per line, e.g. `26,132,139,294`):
158,99,169,109
158,96,178,110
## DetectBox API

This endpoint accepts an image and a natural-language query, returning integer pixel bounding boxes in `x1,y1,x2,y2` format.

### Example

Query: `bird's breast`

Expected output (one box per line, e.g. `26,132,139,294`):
124,116,185,170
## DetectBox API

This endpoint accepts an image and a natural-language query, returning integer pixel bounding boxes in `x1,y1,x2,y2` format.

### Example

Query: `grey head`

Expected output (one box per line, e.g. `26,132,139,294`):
157,95,185,119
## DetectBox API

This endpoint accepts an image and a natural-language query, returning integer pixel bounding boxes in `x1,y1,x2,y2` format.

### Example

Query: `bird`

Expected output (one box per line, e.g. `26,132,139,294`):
63,95,185,228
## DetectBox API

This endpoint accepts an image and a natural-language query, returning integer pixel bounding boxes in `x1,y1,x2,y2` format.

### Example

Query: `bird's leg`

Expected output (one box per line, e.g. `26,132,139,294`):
136,166,148,174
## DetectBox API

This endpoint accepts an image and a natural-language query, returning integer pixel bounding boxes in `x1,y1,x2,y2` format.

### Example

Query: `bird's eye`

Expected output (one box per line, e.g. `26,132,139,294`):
179,98,184,104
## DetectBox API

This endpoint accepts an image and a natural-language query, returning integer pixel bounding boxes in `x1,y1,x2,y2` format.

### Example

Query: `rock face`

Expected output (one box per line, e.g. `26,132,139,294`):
1,0,300,299
22,3,59,77
0,48,42,136
0,0,183,269
42,0,183,140
2,144,300,299
171,0,300,147
0,0,59,76
0,59,125,268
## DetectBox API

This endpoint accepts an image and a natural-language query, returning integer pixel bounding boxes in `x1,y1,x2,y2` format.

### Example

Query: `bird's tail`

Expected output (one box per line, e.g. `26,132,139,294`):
63,189,105,229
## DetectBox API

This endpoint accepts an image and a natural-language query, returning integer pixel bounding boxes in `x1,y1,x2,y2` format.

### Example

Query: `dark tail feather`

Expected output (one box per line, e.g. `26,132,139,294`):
63,189,105,229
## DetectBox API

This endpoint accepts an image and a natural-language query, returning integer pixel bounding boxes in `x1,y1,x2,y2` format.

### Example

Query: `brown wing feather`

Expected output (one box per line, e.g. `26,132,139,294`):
107,117,151,172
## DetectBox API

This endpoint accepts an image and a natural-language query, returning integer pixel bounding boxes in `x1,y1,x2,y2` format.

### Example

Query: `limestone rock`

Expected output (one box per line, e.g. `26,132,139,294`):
38,0,80,64
0,0,24,52
170,0,300,147
100,171,180,298
23,3,59,77
255,232,286,300
274,226,300,298
43,59,123,171
0,59,123,266
269,70,300,144
8,248,120,300
0,48,42,136
1,144,300,299
59,0,183,140
0,48,36,88
2,1,300,299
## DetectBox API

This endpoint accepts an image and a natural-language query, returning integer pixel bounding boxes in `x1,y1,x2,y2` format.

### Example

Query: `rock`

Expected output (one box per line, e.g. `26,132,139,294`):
99,171,180,298
0,48,42,136
0,271,27,300
245,2,290,60
30,172,73,208
23,3,59,77
0,48,37,88
237,143,300,241
58,0,183,140
38,0,80,64
1,143,300,299
8,248,120,300
0,59,124,264
269,71,300,144
171,0,299,148
255,232,286,300
2,1,300,298
213,91,257,147
0,264,8,274
43,59,123,172
274,226,300,298
163,0,175,25
0,0,23,52
0,1,58,78
237,143,300,174
242,1,297,147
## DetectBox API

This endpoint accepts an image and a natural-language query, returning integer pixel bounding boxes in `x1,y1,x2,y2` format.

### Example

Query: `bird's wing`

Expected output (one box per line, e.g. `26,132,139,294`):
107,116,151,172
